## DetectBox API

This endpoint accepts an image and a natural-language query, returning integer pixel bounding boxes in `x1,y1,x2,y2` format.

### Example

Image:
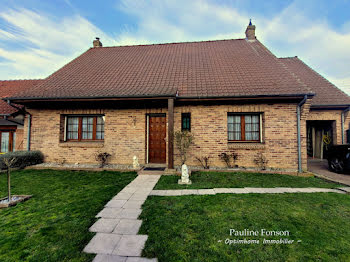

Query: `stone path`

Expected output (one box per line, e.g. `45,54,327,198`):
150,187,349,196
84,175,161,262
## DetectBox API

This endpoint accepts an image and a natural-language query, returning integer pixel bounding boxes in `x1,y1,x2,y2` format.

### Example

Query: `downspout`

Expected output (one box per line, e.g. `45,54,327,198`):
27,113,32,151
297,95,308,173
341,107,350,144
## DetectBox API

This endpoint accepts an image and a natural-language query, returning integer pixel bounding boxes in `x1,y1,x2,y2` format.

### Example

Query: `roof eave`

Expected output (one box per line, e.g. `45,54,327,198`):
310,104,350,110
177,93,314,101
5,94,177,104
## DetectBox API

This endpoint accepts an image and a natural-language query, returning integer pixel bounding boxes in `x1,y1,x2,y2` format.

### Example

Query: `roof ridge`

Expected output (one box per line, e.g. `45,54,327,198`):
93,38,247,49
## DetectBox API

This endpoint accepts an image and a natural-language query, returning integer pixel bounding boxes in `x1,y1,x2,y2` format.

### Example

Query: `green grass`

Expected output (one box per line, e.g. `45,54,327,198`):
140,193,350,262
154,171,341,190
0,169,136,262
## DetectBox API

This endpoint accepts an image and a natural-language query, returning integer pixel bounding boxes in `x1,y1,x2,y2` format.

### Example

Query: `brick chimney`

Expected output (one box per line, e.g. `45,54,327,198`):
93,37,103,48
245,19,256,40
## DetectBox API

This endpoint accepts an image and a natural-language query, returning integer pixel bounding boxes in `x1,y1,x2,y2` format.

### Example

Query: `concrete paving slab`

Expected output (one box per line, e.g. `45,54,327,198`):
113,219,142,235
96,208,123,219
113,235,148,257
106,200,128,208
120,187,138,194
274,187,294,193
129,193,149,201
113,193,133,201
339,187,350,193
149,190,165,196
115,209,142,219
197,189,216,195
262,188,287,194
244,188,271,193
93,254,127,262
213,188,233,194
84,233,122,254
123,200,144,209
181,189,199,195
230,188,249,193
126,257,158,262
165,190,182,196
90,218,121,233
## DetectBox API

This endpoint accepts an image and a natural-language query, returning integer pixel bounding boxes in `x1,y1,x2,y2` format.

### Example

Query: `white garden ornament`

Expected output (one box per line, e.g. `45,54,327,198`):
133,156,140,169
178,164,192,185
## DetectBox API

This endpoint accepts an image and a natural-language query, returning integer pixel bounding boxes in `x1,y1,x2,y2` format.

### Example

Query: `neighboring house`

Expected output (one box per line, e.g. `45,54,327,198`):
0,80,42,153
5,23,350,172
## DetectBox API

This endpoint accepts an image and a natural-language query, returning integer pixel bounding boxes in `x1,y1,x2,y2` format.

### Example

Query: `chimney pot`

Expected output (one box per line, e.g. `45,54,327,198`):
93,37,103,48
245,20,256,41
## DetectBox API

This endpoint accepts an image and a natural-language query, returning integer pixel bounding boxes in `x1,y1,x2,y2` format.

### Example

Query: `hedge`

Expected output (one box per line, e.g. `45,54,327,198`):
0,151,44,169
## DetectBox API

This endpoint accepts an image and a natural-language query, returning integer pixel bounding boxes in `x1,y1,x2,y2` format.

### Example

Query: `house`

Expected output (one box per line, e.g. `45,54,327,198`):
0,80,42,153
4,22,350,172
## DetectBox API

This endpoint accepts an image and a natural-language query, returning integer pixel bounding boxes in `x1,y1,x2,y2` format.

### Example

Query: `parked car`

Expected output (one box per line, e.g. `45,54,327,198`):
327,145,350,173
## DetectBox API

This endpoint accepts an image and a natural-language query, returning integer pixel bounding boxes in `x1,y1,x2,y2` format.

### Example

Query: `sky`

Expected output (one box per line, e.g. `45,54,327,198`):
0,0,350,94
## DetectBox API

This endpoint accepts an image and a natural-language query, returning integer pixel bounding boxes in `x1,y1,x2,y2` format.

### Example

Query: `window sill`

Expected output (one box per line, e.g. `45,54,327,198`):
59,141,104,148
228,142,265,150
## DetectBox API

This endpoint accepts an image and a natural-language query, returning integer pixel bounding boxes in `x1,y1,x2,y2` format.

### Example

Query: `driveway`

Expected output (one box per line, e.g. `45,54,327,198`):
308,159,350,186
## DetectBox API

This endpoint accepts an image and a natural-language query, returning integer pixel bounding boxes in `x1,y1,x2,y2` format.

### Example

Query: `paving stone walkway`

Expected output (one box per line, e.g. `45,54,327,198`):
84,175,161,262
150,187,350,196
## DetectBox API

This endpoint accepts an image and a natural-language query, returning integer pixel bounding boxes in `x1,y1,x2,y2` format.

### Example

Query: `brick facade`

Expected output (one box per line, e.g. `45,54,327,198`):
23,100,328,172
22,100,349,172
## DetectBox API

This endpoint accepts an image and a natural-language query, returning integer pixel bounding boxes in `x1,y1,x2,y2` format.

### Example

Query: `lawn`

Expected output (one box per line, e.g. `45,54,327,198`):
154,171,341,190
0,169,136,262
140,193,350,262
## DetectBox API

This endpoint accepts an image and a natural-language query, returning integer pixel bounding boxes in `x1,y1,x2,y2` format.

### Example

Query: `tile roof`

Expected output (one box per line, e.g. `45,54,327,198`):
0,80,43,115
9,39,313,100
280,57,350,106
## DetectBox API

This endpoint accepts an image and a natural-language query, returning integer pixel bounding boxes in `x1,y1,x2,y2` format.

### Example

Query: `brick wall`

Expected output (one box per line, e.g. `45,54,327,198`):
24,108,167,166
24,102,349,171
174,103,301,171
23,102,307,171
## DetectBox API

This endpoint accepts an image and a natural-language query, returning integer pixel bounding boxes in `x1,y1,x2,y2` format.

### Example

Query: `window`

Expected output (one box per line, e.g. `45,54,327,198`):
0,130,14,153
66,116,104,141
227,114,261,142
181,113,191,131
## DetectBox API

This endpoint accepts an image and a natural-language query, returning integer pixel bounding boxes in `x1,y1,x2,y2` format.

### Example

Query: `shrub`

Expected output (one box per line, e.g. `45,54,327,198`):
218,152,239,168
254,152,269,170
95,152,111,168
195,156,210,169
0,151,44,170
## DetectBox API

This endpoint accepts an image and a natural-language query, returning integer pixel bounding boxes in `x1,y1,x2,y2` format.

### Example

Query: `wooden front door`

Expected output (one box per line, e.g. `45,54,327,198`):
148,115,166,163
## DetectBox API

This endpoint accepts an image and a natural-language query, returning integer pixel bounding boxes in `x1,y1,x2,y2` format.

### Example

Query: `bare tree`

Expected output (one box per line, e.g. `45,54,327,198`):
2,157,17,202
174,131,194,165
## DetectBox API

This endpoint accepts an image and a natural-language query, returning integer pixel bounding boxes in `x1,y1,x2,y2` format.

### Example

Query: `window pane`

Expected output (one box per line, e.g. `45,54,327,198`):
82,117,93,139
182,113,191,131
96,116,104,140
228,115,241,140
67,117,79,140
1,132,9,152
245,115,260,141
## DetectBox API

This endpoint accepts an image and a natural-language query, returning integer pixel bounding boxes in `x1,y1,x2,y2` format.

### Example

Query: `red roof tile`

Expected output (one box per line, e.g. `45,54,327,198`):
280,57,350,106
9,39,313,100
0,80,43,115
